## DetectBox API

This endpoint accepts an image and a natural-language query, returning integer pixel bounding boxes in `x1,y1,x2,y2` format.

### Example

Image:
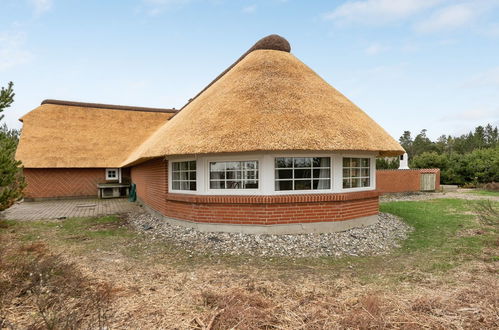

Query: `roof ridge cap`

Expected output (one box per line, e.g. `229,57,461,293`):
41,99,178,114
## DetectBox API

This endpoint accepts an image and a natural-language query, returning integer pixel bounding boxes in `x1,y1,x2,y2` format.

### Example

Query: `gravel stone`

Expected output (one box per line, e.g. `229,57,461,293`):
126,211,413,258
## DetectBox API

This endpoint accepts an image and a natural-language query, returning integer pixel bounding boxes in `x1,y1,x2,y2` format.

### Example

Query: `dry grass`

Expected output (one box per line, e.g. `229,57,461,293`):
0,239,116,329
1,198,498,329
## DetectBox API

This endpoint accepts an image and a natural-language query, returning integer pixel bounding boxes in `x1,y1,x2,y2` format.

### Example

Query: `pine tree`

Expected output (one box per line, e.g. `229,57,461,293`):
0,82,26,210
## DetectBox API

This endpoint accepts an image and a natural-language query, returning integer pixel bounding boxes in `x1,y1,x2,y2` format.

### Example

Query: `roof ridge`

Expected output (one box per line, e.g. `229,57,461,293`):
172,34,290,116
41,99,178,114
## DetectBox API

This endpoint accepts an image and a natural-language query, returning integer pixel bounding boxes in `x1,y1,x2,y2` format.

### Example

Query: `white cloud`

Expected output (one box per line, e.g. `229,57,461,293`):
30,0,53,16
415,3,475,32
365,42,389,55
325,0,443,25
242,5,257,14
0,31,33,71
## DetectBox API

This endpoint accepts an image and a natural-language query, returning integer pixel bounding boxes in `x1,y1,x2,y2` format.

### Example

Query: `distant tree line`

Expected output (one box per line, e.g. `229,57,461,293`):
377,124,499,185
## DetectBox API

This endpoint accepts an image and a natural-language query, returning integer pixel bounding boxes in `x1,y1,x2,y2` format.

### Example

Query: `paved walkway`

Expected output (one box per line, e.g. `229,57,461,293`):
0,198,140,221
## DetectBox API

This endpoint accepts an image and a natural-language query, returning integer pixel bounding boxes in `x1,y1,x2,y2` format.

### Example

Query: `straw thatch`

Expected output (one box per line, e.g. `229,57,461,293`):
123,37,404,166
16,101,176,168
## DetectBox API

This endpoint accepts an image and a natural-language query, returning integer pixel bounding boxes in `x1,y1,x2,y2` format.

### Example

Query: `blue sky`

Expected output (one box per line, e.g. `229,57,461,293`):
1,0,498,140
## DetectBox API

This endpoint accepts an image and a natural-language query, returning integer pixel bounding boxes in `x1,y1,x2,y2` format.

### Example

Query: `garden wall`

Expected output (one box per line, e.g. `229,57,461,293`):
376,169,440,194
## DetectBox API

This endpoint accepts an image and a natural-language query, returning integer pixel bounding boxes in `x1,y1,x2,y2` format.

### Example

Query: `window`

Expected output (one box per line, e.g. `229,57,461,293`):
343,158,371,188
209,161,258,189
106,168,118,180
172,161,197,191
275,157,331,191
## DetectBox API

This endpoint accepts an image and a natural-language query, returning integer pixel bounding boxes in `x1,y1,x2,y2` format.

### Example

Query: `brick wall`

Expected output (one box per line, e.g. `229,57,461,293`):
130,158,168,214
23,168,106,199
164,192,379,225
376,169,440,194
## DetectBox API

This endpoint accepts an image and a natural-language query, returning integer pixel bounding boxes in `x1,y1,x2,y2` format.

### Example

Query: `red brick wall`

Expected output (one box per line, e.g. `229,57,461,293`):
164,192,379,225
376,169,440,194
23,168,105,198
130,158,168,214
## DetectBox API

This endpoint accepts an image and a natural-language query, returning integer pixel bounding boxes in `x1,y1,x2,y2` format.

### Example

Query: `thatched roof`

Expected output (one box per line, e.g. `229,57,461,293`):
16,100,176,168
123,35,404,166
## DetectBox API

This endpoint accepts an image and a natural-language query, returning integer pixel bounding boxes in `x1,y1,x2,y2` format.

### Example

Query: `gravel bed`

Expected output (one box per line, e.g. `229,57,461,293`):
126,211,413,258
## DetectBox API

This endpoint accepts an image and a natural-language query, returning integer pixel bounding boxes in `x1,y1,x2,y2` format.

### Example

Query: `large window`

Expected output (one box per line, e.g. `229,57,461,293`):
209,161,259,189
342,157,370,188
275,157,331,191
172,160,197,191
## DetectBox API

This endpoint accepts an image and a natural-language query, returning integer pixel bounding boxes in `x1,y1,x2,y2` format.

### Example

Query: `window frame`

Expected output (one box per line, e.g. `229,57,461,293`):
208,159,260,191
274,156,332,192
339,155,375,192
169,159,198,193
105,168,119,181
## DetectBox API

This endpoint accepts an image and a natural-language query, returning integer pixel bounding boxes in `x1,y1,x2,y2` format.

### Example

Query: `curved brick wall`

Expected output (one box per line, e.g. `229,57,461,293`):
131,158,379,226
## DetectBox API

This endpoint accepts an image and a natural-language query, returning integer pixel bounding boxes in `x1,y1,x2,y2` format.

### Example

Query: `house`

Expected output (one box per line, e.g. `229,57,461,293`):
15,35,405,234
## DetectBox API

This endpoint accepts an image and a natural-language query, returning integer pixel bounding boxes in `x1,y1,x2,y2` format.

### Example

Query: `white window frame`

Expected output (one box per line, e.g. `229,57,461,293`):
274,156,332,192
338,154,376,193
171,159,197,192
204,155,262,194
169,159,198,193
208,160,259,191
105,168,119,181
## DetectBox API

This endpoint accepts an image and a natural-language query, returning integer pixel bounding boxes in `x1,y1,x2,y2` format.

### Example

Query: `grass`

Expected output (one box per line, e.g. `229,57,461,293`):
1,198,498,329
465,189,499,196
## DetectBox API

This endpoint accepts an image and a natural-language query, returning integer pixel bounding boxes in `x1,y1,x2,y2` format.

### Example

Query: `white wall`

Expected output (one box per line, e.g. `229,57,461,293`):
168,151,378,196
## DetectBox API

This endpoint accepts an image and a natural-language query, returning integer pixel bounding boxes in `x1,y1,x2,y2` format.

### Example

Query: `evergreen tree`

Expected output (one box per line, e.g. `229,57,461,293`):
0,82,26,210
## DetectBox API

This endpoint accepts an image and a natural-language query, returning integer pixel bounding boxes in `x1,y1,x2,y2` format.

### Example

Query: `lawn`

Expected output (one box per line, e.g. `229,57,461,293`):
1,198,498,329
465,189,499,197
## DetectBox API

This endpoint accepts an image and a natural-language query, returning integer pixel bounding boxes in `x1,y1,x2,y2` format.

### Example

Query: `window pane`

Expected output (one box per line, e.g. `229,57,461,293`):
210,171,225,180
226,181,242,189
276,169,293,179
172,182,180,190
313,157,330,167
313,169,330,179
172,172,180,180
294,157,311,168
351,169,361,178
361,178,370,187
351,158,360,167
313,179,330,189
294,169,312,179
294,180,312,190
189,171,197,180
189,161,196,170
275,180,293,191
226,171,242,180
343,158,351,167
225,162,241,170
361,158,370,167
172,162,179,171
361,168,370,177
244,180,258,189
210,181,225,189
343,179,351,188
179,162,188,170
343,169,350,177
190,182,197,190
210,162,225,171
275,158,293,168
352,178,361,188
